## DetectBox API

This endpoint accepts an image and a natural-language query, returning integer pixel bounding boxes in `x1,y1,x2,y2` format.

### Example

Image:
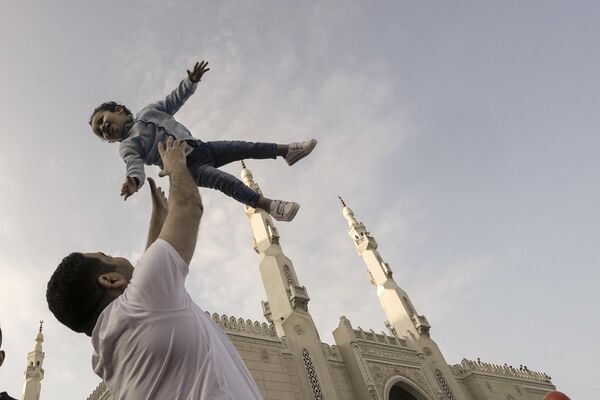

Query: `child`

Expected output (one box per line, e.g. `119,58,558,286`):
89,61,317,222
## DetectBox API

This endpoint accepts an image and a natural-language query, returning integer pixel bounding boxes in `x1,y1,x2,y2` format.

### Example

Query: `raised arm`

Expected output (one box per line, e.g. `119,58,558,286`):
119,143,146,200
145,177,169,250
157,137,203,264
156,60,210,115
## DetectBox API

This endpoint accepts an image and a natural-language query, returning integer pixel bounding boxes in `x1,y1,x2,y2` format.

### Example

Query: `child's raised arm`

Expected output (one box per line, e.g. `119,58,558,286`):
156,60,210,116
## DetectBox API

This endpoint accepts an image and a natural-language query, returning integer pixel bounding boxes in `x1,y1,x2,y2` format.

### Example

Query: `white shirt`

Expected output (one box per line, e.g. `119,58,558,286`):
91,240,263,400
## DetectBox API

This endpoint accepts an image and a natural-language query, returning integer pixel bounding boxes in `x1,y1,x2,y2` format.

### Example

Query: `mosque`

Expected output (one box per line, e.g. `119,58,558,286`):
20,165,560,400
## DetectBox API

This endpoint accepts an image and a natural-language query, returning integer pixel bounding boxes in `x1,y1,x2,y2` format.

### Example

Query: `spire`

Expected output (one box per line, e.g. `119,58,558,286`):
340,200,467,399
241,165,342,400
338,196,359,227
22,321,45,400
240,162,308,316
240,161,262,196
34,321,44,352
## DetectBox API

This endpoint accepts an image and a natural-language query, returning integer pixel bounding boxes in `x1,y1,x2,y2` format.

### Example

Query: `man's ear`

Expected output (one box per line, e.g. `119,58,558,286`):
0,350,5,367
115,106,123,113
97,272,127,290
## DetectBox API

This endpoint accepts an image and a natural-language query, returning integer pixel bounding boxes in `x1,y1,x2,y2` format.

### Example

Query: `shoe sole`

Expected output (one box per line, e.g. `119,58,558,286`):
286,139,318,166
273,203,300,222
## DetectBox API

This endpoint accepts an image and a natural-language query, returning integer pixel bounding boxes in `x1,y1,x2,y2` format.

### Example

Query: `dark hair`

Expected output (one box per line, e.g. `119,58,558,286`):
89,101,133,126
0,324,2,348
46,253,116,336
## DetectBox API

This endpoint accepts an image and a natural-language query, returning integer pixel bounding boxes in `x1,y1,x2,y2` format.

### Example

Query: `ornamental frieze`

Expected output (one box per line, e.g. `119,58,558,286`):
367,361,435,399
359,347,421,365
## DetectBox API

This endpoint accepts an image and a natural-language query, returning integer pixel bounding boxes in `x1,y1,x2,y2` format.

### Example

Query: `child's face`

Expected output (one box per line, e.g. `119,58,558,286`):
90,107,130,142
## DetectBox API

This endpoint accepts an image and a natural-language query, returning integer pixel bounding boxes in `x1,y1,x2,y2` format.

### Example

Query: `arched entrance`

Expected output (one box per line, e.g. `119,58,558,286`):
384,376,434,400
389,384,419,400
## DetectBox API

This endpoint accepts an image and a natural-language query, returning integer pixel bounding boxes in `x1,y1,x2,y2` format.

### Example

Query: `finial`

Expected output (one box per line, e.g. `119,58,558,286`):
241,160,246,169
338,195,346,207
39,320,43,333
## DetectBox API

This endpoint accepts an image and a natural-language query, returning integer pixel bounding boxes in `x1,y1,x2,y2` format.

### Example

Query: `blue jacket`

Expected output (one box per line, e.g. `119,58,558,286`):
118,77,199,189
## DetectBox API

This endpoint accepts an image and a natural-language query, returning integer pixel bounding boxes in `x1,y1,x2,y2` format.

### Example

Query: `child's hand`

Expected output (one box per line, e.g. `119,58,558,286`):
121,176,139,201
187,61,210,83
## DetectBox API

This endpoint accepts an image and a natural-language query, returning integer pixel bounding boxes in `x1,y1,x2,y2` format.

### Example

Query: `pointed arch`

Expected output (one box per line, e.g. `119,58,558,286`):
384,375,435,400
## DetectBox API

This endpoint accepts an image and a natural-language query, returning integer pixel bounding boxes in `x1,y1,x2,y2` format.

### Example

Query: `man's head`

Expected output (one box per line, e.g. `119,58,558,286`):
46,252,134,336
89,102,133,143
0,325,4,367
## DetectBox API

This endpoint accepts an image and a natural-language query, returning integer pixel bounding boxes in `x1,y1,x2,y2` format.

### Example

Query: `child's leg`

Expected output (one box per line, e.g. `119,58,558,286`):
191,164,262,207
207,141,282,168
189,164,300,221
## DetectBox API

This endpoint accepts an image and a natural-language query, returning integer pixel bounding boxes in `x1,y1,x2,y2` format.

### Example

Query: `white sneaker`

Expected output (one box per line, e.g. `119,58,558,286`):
269,200,300,222
285,138,318,166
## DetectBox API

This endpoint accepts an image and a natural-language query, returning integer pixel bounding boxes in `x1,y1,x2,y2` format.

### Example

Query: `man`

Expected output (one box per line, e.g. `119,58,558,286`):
46,137,263,399
0,326,17,400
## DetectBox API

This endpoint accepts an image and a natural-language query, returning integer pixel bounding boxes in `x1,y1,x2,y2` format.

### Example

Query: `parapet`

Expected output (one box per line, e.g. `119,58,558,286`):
352,326,408,348
451,358,552,383
87,381,110,400
206,311,279,341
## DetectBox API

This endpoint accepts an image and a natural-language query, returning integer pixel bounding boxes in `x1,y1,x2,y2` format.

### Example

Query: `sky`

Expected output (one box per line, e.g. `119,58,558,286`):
0,1,598,399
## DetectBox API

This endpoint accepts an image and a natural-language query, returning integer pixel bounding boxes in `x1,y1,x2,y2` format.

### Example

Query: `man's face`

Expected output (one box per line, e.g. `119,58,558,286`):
90,107,130,142
83,252,134,285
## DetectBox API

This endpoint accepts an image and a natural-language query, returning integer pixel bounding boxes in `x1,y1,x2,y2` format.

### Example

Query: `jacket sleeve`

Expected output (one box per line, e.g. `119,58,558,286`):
119,142,146,189
154,76,198,115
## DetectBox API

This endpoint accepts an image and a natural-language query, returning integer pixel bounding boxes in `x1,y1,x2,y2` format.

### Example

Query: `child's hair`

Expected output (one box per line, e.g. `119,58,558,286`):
89,101,133,126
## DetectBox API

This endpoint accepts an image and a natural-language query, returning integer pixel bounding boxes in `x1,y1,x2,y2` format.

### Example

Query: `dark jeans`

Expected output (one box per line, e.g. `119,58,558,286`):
186,140,277,207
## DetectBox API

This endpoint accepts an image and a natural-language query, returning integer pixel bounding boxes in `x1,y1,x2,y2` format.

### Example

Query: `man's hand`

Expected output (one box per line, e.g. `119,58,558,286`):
146,177,169,249
158,137,188,178
148,177,168,215
121,176,139,201
187,61,210,83
157,136,202,265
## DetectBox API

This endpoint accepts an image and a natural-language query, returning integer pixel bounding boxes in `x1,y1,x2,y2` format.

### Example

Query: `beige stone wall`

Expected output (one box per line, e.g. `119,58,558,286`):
86,322,558,400
228,334,301,400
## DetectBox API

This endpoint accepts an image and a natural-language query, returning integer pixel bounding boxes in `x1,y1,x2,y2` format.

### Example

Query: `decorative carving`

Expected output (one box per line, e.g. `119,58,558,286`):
302,349,324,400
423,347,432,356
367,383,379,399
434,369,456,400
289,285,310,310
293,324,305,335
322,343,342,360
366,361,433,399
414,315,431,337
283,264,295,286
360,347,420,364
264,219,280,245
261,300,273,323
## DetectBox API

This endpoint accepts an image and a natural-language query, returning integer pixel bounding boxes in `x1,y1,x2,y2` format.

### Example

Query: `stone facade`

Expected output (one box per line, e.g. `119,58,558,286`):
87,168,557,400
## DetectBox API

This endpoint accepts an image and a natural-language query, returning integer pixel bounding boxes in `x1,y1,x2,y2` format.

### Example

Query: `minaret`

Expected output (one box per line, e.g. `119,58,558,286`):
339,198,466,400
22,321,45,400
241,162,341,400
